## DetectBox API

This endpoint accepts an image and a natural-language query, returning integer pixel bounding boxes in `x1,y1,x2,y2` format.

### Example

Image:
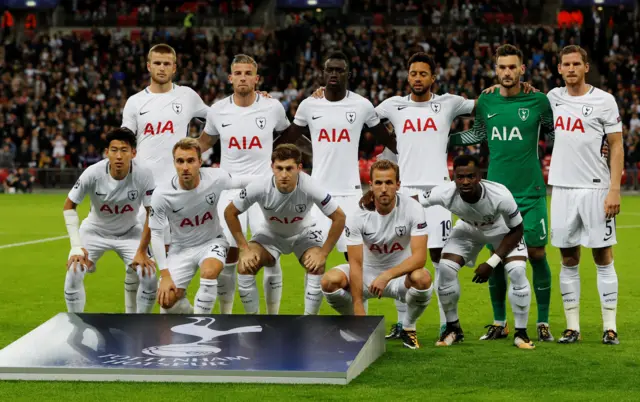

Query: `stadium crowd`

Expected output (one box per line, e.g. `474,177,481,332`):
1,2,640,192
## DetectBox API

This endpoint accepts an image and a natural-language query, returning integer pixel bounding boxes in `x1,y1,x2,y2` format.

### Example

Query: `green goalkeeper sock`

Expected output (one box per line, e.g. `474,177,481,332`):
531,256,552,324
488,263,507,322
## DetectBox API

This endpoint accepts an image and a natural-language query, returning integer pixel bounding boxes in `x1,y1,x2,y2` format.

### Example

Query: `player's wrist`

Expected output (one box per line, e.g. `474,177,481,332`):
486,254,502,269
159,269,171,278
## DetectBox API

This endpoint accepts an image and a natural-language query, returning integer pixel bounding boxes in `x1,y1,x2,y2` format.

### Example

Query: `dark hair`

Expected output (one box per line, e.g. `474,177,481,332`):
495,44,523,63
359,160,401,211
271,144,302,164
453,154,481,170
559,45,588,64
106,127,137,149
407,52,436,74
325,51,349,70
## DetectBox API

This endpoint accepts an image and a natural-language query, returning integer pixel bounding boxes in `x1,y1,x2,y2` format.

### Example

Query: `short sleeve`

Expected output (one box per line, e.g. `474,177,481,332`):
374,99,392,120
190,88,209,119
409,200,428,236
148,192,168,230
274,102,291,132
293,100,308,127
363,101,381,128
601,96,623,134
499,195,523,229
232,179,263,213
68,169,93,205
417,185,446,208
203,107,219,137
121,97,138,133
344,211,364,246
452,96,475,117
301,175,339,216
141,171,156,208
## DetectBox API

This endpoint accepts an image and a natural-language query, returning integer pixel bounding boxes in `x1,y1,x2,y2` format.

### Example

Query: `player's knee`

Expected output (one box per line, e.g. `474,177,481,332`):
139,272,157,290
408,268,432,290
438,259,460,283
505,259,527,284
592,247,613,266
321,269,346,293
527,246,546,261
226,247,239,264
560,247,580,266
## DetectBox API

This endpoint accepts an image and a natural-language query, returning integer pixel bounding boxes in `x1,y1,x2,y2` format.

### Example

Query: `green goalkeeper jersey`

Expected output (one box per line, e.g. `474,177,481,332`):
450,90,554,198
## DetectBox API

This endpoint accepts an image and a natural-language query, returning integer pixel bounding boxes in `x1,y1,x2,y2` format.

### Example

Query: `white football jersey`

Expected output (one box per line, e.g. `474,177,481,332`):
547,86,622,189
375,94,475,187
232,172,339,237
148,168,247,248
294,91,380,196
121,84,209,182
418,180,522,237
344,194,428,273
203,94,290,175
68,159,155,235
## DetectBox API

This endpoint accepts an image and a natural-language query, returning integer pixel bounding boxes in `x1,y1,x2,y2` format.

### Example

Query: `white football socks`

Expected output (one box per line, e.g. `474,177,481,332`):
64,263,86,312
304,273,323,315
437,259,461,323
238,274,259,314
263,260,283,314
124,267,139,313
505,260,531,330
596,262,618,332
217,263,236,314
136,267,157,313
194,278,218,314
560,264,581,332
403,286,433,331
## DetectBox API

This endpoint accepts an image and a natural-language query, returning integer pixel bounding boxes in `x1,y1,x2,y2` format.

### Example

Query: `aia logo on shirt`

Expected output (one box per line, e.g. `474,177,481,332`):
369,242,404,254
318,129,350,142
402,118,437,134
269,216,304,224
180,211,213,227
143,121,175,135
99,204,134,214
554,116,585,133
228,136,262,149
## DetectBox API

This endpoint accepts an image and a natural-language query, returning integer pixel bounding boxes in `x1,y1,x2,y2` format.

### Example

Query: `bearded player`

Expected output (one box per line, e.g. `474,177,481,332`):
449,44,556,342
548,46,623,345
197,54,291,315
121,43,209,313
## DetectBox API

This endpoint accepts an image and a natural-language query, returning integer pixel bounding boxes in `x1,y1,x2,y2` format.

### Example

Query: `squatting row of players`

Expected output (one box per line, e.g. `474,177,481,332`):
62,42,623,349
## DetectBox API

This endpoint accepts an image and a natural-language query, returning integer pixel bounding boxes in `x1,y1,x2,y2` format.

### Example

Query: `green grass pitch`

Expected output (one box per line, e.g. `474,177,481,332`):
1,194,640,401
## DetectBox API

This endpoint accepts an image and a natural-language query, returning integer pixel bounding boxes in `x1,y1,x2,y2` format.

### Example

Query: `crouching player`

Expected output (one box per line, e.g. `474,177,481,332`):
145,138,254,314
320,160,433,349
225,144,346,315
417,155,535,349
63,128,157,313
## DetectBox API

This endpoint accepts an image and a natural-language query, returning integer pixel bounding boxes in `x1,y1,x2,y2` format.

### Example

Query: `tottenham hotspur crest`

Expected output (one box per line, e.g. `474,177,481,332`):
205,193,217,205
346,111,356,124
295,204,306,213
128,190,138,201
256,117,266,129
395,225,407,236
582,105,593,117
172,102,183,115
431,103,441,113
518,108,529,121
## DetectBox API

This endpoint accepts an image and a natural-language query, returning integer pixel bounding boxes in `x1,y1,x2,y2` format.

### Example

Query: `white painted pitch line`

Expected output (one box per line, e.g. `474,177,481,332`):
618,225,640,229
0,235,69,250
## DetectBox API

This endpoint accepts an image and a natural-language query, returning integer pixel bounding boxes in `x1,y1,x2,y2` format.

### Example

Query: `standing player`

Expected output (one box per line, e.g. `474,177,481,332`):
121,43,209,313
224,144,346,315
198,54,291,315
146,138,254,314
276,51,396,264
374,52,476,338
417,155,535,349
449,44,555,342
321,160,433,349
63,128,157,313
548,45,623,345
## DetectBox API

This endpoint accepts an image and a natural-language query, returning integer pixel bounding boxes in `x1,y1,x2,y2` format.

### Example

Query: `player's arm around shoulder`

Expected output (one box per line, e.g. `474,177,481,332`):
224,178,263,250
198,105,220,153
415,183,449,208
